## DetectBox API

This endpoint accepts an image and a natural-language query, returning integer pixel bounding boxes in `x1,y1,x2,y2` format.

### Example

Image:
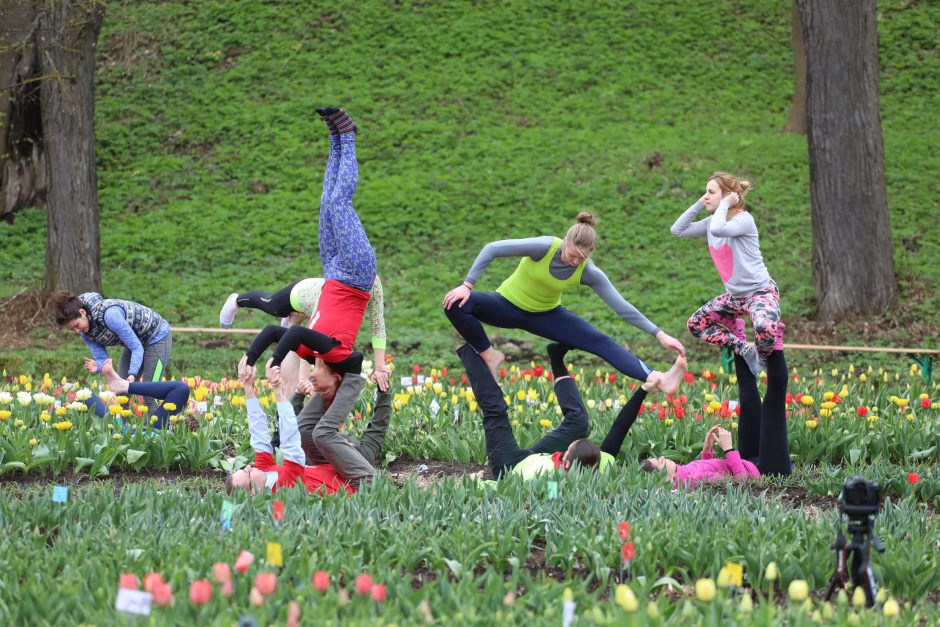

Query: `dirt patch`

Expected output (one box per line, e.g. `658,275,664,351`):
0,287,55,349
0,466,222,491
386,458,489,489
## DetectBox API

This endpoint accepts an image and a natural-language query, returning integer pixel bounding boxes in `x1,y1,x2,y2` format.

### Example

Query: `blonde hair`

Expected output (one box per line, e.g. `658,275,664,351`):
709,172,752,213
565,211,597,251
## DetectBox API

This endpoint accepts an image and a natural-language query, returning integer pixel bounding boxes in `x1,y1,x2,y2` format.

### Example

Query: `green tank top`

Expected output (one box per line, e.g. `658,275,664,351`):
497,238,586,312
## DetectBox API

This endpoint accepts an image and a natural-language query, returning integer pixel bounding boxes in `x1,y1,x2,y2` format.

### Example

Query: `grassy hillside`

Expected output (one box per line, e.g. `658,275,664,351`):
1,0,938,377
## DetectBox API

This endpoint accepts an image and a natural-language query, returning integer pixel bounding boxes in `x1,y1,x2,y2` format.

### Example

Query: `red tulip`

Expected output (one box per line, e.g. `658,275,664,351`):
412,364,421,374
499,368,507,378
608,373,617,383
701,370,715,381
534,365,544,378
907,473,920,485
254,572,277,596
657,408,666,420
354,573,373,596
119,573,139,590
441,368,448,377
142,572,164,593
234,550,254,574
675,407,685,420
785,393,793,406
153,582,173,606
921,397,930,409
371,583,387,602
212,562,231,583
460,375,467,385
857,406,868,417
312,570,330,592
189,580,212,605
621,541,635,561
684,372,694,384
618,521,630,541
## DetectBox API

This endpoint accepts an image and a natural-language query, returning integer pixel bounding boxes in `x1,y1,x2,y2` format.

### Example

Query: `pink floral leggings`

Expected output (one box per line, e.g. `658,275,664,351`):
687,282,782,358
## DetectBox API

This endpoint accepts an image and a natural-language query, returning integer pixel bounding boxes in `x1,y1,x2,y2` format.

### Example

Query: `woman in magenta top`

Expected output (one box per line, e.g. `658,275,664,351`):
640,347,791,488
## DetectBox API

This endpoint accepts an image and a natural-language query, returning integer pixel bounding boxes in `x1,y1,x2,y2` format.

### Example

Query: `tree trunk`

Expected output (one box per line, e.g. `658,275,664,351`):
38,0,103,293
797,0,897,320
781,0,806,134
0,0,47,221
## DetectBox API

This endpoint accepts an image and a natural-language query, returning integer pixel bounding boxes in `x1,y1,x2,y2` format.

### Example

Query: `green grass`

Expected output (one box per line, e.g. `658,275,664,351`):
1,0,938,378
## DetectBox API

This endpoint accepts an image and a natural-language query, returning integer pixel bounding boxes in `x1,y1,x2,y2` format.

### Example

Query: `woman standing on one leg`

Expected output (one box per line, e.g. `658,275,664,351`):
671,172,782,375
52,291,173,415
242,108,383,385
219,275,388,391
443,212,686,393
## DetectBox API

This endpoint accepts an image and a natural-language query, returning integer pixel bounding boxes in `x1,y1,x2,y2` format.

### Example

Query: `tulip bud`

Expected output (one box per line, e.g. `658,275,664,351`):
765,562,778,581
788,580,809,602
852,586,866,607
739,593,754,614
883,597,900,618
695,578,716,602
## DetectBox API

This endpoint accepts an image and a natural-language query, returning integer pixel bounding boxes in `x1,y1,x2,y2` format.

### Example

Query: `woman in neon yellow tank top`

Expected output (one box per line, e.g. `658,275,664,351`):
443,212,687,393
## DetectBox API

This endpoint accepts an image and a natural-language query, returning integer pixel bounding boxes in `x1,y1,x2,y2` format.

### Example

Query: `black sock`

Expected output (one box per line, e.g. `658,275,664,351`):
316,107,340,134
547,343,572,378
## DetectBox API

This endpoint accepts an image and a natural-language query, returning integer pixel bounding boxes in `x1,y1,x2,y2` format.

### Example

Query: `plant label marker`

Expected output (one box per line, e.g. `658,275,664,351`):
400,376,411,387
562,589,576,627
267,542,283,567
547,481,558,500
221,500,234,530
453,407,460,425
115,589,153,616
214,395,223,406
417,375,426,385
728,400,739,412
272,501,284,522
195,401,208,414
429,398,440,417
52,485,68,503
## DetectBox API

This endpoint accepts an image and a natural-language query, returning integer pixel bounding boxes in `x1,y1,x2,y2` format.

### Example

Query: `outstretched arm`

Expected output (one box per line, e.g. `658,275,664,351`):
444,237,555,309
367,277,389,391
581,264,660,335
670,199,710,237
265,360,306,465
240,359,272,455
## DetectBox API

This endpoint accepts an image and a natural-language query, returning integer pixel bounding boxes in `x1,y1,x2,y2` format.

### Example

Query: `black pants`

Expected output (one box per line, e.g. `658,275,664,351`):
736,350,791,476
236,281,299,318
245,324,340,367
458,344,589,478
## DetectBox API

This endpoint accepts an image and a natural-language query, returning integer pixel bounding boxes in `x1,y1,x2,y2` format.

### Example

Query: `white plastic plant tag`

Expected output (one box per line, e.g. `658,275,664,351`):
115,589,152,616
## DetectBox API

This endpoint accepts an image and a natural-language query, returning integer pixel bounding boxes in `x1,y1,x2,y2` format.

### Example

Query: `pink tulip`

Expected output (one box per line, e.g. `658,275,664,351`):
212,562,232,583
153,582,173,607
254,572,277,597
312,570,330,592
142,572,164,593
371,583,387,602
234,550,254,574
249,586,265,606
119,573,139,590
188,579,212,605
354,573,373,596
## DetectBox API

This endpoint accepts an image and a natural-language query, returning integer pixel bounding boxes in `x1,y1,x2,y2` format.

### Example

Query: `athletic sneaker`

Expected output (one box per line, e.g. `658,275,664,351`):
740,344,761,377
219,293,239,328
280,316,291,328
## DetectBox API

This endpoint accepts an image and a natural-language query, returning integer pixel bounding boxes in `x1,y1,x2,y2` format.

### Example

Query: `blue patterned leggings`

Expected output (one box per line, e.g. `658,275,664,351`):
319,135,376,292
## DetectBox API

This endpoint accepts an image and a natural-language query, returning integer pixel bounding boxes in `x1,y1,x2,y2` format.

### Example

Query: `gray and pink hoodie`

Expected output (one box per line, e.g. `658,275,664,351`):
670,198,772,298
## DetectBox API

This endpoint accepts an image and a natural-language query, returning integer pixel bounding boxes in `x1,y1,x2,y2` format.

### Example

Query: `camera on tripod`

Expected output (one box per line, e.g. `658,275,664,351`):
824,476,886,608
840,476,882,519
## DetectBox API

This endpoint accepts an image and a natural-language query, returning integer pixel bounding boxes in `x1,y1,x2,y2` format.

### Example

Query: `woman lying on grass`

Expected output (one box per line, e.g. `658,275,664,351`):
459,342,686,480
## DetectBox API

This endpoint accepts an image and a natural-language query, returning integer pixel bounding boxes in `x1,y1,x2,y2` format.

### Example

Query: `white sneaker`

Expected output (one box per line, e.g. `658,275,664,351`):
219,293,239,328
280,316,291,328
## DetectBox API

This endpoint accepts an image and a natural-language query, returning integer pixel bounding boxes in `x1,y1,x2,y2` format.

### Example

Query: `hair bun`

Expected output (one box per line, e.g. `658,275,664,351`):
739,180,752,194
575,211,597,227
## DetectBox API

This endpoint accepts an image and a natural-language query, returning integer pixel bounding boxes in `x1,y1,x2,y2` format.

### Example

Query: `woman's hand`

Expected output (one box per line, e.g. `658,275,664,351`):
716,428,733,452
370,367,390,392
84,357,99,373
442,284,472,310
703,425,720,449
723,192,739,207
297,379,316,397
655,331,686,357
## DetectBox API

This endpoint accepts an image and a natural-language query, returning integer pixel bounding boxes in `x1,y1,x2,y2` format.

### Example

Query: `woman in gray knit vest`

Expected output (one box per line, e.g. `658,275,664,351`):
52,291,173,414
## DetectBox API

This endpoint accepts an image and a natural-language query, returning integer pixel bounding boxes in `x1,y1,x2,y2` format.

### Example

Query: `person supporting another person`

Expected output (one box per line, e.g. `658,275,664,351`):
638,349,791,488
225,355,390,495
240,108,383,389
52,291,173,415
459,341,687,480
444,212,685,393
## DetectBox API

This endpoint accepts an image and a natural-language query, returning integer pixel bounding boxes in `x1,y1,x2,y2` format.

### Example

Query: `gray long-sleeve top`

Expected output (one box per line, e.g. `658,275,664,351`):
670,198,772,298
464,236,661,336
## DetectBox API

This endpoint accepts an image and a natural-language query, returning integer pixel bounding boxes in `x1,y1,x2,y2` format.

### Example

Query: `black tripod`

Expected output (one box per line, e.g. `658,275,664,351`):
823,515,885,607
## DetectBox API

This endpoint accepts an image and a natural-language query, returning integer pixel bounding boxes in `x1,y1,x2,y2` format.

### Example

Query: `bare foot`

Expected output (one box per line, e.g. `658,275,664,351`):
101,359,130,394
480,347,505,381
655,355,688,396
641,372,662,393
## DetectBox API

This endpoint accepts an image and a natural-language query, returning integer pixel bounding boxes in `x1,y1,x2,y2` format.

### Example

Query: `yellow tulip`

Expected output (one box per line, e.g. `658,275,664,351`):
614,584,638,612
765,562,778,581
29,438,38,446
55,407,68,416
852,586,866,607
0,410,10,420
163,403,177,412
805,420,818,429
801,395,814,406
882,598,899,618
539,419,552,428
695,578,716,602
788,579,809,601
54,421,73,431
823,391,834,401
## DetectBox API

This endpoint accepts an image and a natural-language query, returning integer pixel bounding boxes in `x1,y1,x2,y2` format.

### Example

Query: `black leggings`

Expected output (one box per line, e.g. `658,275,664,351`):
236,282,299,318
245,325,340,367
736,350,791,476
